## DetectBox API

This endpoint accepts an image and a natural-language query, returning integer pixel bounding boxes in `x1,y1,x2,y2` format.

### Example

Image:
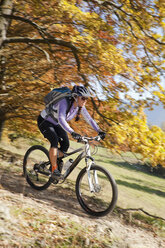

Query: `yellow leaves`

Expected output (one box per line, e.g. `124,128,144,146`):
5,0,165,171
157,83,165,92
60,0,99,25
160,21,165,29
105,110,165,168
153,33,162,40
153,91,165,103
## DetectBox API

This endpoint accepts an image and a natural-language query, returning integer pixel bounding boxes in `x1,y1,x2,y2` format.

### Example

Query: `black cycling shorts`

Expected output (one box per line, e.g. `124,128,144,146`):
37,115,69,152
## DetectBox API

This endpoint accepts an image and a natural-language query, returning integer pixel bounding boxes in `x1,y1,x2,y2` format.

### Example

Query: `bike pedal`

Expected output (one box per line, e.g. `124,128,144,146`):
49,174,64,184
52,179,59,184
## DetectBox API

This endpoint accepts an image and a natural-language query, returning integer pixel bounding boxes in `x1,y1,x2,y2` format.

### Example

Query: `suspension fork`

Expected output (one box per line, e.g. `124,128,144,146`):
86,156,97,193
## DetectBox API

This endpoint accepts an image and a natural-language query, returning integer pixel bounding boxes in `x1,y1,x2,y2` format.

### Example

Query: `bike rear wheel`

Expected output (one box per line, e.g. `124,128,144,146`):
23,145,52,190
76,165,118,217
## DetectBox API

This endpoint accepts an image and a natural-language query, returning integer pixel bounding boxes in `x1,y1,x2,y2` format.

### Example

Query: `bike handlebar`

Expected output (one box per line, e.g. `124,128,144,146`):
77,135,101,143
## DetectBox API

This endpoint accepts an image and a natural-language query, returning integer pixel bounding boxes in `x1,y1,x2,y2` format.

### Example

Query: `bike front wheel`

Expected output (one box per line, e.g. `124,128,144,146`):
23,145,52,190
76,165,118,217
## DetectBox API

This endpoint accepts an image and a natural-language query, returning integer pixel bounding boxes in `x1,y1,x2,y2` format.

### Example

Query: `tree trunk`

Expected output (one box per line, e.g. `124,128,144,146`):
0,112,6,141
0,0,13,139
0,0,13,47
0,0,13,89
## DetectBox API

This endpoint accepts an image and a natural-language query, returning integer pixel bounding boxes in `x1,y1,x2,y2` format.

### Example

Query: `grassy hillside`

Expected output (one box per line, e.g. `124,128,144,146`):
67,139,165,220
95,152,165,219
0,135,165,219
0,134,164,247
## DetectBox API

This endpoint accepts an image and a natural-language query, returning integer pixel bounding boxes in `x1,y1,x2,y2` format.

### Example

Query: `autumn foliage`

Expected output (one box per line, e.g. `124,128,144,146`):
0,0,165,167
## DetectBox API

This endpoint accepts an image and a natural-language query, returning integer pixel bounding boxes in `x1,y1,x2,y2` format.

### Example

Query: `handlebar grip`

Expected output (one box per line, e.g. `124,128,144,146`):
77,137,82,142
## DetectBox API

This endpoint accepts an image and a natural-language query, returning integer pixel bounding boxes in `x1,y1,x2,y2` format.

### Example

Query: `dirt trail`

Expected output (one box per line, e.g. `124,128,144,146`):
0,146,165,247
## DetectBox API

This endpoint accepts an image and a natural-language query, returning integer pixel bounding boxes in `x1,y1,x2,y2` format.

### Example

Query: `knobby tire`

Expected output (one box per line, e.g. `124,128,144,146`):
76,165,118,217
23,145,52,190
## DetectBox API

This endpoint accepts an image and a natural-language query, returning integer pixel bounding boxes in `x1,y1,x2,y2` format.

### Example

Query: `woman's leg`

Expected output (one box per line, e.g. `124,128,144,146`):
37,116,59,173
49,147,58,172
54,125,70,154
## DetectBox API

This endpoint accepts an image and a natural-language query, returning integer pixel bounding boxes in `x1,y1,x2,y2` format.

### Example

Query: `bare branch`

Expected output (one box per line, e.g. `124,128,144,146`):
30,44,51,63
91,97,117,125
142,42,162,73
118,207,165,221
3,36,83,71
0,13,46,38
4,36,76,47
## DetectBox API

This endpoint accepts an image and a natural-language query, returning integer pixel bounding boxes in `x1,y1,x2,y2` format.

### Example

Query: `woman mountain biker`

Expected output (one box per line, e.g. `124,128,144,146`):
37,85,106,180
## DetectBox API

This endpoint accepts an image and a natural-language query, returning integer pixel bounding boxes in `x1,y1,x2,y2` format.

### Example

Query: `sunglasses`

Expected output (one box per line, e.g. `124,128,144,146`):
80,96,88,101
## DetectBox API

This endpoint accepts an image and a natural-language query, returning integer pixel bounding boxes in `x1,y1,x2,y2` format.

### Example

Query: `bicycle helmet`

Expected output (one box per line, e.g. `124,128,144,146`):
71,85,90,98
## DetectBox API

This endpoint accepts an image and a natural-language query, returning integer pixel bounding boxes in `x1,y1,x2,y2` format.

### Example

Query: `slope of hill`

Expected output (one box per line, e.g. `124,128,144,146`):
0,138,164,247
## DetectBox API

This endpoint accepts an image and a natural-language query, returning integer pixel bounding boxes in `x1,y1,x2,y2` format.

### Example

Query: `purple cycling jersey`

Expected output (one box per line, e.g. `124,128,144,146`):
40,98,100,134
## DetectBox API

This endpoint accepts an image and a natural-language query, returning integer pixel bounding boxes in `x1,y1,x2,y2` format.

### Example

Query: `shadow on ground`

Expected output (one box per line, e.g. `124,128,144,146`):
0,167,93,219
116,179,165,198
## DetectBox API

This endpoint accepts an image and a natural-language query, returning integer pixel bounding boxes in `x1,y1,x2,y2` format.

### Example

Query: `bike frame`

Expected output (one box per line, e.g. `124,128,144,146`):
61,136,100,192
62,147,85,180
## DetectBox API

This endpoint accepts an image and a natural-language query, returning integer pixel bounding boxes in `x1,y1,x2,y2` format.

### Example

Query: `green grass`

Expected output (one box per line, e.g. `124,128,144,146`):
2,136,164,219
56,140,165,222
94,149,165,220
0,136,165,232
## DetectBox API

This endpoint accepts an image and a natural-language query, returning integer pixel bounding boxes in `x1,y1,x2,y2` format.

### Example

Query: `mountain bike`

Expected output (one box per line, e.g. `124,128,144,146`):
23,135,118,217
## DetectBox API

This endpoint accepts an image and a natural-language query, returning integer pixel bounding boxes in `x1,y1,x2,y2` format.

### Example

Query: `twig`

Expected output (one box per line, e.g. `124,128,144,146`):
30,44,51,63
118,207,165,221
